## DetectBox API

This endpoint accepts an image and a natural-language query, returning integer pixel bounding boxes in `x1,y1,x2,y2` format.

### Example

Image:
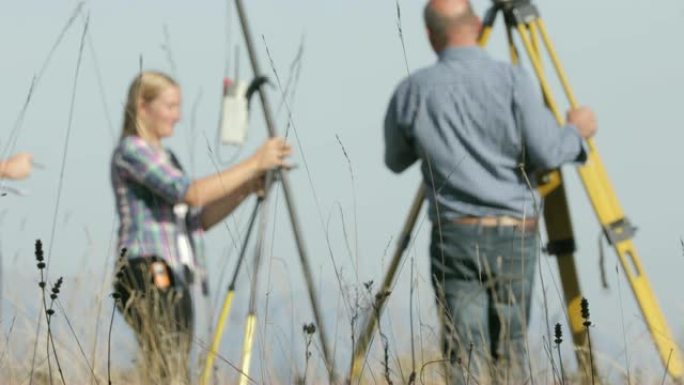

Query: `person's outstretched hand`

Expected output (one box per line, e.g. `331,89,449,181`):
250,137,292,175
1,152,33,180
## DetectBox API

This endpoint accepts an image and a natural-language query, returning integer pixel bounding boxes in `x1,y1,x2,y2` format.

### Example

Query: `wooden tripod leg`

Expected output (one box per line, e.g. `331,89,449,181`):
348,184,426,383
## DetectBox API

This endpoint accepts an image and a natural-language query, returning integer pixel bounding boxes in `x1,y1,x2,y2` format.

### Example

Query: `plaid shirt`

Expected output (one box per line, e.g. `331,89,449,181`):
111,136,206,272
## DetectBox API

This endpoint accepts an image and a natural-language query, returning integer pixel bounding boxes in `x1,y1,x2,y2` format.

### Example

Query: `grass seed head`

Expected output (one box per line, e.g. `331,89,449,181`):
554,322,563,344
35,239,44,262
581,297,592,327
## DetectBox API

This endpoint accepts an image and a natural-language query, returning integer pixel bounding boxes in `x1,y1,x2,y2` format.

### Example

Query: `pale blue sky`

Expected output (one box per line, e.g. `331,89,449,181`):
2,0,684,382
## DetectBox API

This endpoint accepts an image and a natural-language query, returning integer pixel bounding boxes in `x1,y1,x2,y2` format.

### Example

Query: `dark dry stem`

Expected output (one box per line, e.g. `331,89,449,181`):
47,329,66,385
55,299,99,385
107,298,117,385
301,323,315,385
554,323,565,385
581,298,595,385
45,11,89,276
30,240,46,385
395,0,411,76
382,333,392,385
45,277,66,385
660,349,673,385
408,258,417,385
0,1,84,175
615,264,632,385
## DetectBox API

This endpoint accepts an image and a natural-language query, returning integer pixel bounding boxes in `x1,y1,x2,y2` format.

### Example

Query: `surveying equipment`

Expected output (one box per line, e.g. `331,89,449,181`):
349,1,684,384
219,75,270,145
200,199,260,385
219,77,249,145
201,1,336,384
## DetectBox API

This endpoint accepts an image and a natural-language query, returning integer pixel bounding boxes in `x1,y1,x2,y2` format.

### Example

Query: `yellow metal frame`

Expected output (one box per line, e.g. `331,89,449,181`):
200,290,236,385
517,17,684,380
349,4,684,384
238,314,257,385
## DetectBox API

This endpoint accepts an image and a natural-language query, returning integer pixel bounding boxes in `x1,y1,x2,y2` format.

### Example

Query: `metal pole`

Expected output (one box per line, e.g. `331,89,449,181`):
238,175,273,385
234,0,335,379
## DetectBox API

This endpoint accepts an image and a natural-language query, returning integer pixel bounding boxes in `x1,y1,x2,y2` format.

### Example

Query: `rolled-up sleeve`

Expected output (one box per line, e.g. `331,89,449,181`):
512,66,587,170
384,79,419,173
114,137,190,203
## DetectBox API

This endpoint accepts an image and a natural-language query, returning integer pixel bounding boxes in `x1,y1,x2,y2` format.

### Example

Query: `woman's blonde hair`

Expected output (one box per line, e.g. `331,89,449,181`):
121,71,179,139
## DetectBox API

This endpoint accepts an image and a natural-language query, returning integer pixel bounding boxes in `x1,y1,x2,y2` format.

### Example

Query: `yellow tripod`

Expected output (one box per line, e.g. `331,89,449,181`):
349,1,684,383
201,1,336,384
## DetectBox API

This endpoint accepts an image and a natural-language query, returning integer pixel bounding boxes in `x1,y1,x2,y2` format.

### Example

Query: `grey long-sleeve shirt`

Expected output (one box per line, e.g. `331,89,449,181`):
384,46,587,222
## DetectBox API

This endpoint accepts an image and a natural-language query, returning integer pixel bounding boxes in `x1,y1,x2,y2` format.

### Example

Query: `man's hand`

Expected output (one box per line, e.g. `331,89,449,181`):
567,107,597,139
0,152,33,180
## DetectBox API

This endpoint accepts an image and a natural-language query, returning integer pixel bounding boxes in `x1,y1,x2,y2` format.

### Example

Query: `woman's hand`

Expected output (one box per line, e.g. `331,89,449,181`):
249,137,292,175
250,175,266,198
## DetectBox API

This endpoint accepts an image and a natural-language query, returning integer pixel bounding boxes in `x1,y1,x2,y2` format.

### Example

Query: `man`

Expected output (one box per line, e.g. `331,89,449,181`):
0,153,32,180
384,0,597,383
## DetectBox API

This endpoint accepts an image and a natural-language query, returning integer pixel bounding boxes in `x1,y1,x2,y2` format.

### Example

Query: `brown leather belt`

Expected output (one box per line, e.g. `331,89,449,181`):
454,216,538,231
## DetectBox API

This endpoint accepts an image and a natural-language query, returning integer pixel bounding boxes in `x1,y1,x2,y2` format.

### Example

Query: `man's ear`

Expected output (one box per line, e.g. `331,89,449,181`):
474,16,483,37
426,27,440,53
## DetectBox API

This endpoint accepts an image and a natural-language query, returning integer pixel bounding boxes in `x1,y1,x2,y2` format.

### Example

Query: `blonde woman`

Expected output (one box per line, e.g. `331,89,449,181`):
111,71,290,382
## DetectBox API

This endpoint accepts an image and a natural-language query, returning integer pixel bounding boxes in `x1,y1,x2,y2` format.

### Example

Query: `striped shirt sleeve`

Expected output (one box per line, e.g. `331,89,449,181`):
114,136,191,203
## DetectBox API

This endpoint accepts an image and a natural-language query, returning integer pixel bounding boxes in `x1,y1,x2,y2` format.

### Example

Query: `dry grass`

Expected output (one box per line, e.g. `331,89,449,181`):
0,234,680,385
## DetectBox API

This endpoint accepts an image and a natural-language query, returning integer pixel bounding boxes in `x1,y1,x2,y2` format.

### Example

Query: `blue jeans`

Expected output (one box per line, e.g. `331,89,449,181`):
430,221,539,384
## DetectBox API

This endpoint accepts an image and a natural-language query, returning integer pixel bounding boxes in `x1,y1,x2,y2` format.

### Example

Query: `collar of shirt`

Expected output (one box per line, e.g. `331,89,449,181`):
438,46,487,62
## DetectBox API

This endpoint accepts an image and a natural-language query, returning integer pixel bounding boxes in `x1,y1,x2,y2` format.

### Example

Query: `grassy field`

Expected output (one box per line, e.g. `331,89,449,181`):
2,2,684,384
0,234,681,385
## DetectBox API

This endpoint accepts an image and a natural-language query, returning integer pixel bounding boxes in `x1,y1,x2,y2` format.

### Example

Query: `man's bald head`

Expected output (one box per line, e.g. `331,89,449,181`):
424,0,480,52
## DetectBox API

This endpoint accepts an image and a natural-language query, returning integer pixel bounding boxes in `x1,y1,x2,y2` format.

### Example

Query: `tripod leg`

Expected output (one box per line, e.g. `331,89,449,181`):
238,173,275,385
348,184,426,383
234,1,335,380
544,175,595,381
535,18,623,218
514,24,565,125
238,313,258,385
527,22,542,65
506,26,520,64
501,19,596,379
513,20,610,381
529,17,684,381
479,4,497,47
201,199,262,385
